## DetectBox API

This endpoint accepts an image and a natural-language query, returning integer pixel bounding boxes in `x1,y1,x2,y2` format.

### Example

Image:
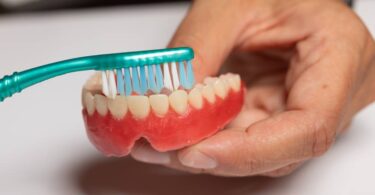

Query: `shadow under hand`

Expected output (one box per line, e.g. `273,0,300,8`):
74,157,275,195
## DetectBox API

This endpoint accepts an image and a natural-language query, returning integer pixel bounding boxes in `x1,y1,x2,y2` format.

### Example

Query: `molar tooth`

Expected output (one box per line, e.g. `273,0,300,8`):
201,84,216,104
84,92,95,116
127,96,150,119
203,77,217,85
149,94,169,117
213,79,228,99
94,94,108,116
194,83,204,90
108,96,128,120
188,87,203,109
81,89,88,108
169,90,188,115
227,74,241,92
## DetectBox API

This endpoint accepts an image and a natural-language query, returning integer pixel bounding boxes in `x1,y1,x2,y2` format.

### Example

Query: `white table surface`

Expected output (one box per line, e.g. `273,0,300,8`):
0,1,374,194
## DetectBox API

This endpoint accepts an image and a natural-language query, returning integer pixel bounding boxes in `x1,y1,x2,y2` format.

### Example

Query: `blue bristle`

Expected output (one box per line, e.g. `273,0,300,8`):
124,68,132,96
186,60,195,89
139,66,147,95
147,65,158,93
178,61,188,89
116,69,125,95
131,67,141,94
155,64,164,92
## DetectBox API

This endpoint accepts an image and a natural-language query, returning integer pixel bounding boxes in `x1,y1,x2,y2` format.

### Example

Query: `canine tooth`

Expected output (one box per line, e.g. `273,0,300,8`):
149,94,169,117
127,96,150,119
188,87,203,109
84,92,95,116
201,84,215,104
108,96,128,120
169,90,188,115
94,94,108,116
213,79,228,99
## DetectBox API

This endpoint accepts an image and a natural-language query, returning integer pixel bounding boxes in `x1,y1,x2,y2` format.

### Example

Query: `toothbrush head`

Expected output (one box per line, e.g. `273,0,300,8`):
100,47,196,98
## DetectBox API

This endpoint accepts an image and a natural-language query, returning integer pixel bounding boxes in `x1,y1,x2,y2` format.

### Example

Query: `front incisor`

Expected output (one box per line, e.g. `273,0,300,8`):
169,90,188,115
149,94,169,117
127,96,150,119
108,96,128,120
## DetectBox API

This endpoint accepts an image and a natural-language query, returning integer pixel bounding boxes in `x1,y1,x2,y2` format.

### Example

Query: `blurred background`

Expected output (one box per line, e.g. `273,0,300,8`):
0,0,353,13
0,0,373,195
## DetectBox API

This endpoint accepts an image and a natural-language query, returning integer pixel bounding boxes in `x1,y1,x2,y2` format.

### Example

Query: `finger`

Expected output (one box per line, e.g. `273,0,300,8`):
131,142,204,174
260,162,303,177
228,85,286,128
173,110,336,177
130,140,171,165
168,0,250,81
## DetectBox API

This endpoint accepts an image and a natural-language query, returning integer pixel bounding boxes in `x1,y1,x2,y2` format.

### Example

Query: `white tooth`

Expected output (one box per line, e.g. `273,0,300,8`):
203,77,217,85
94,94,108,116
220,76,230,93
81,89,87,108
234,74,241,87
188,87,203,109
169,90,188,115
108,96,128,120
149,94,169,117
227,74,241,92
194,83,204,90
127,96,150,119
84,72,102,91
84,92,95,116
213,79,228,99
201,84,216,104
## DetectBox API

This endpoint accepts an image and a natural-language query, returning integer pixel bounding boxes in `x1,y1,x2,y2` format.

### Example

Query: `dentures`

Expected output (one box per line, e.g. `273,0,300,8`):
82,73,244,157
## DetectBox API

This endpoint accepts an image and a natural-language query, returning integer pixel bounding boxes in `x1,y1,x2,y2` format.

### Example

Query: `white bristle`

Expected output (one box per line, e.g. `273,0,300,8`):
129,67,133,78
101,71,109,97
171,62,180,90
107,70,117,98
163,62,173,91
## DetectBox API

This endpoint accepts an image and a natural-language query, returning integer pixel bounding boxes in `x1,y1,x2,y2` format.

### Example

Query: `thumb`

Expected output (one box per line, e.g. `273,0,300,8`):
176,111,335,176
168,0,247,81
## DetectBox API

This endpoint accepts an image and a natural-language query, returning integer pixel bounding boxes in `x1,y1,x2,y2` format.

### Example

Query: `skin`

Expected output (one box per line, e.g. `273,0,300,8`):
131,0,375,177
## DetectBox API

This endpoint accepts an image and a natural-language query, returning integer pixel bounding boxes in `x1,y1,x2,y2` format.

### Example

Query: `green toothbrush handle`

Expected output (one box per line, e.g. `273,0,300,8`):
0,58,96,102
0,72,21,102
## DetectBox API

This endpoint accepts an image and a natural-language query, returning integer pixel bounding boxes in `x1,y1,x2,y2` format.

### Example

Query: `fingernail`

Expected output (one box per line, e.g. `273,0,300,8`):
131,146,170,164
179,150,217,169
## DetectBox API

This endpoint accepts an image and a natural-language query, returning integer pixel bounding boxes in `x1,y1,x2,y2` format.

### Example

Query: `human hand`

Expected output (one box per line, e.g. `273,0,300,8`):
131,0,375,177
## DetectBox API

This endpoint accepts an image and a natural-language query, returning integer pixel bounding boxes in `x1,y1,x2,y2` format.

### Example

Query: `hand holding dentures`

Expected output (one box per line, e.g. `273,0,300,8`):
83,0,375,177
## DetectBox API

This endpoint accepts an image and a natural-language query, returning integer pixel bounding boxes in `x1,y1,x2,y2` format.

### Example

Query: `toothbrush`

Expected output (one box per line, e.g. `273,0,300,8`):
0,47,195,102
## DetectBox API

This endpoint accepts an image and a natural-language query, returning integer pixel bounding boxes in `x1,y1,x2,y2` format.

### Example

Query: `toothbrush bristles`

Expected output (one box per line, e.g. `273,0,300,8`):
101,60,195,98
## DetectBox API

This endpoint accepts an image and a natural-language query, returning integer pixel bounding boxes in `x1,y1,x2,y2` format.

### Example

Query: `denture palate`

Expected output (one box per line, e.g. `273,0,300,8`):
82,73,242,119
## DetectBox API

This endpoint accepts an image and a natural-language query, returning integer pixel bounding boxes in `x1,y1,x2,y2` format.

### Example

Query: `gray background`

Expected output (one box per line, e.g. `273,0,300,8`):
0,0,374,194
